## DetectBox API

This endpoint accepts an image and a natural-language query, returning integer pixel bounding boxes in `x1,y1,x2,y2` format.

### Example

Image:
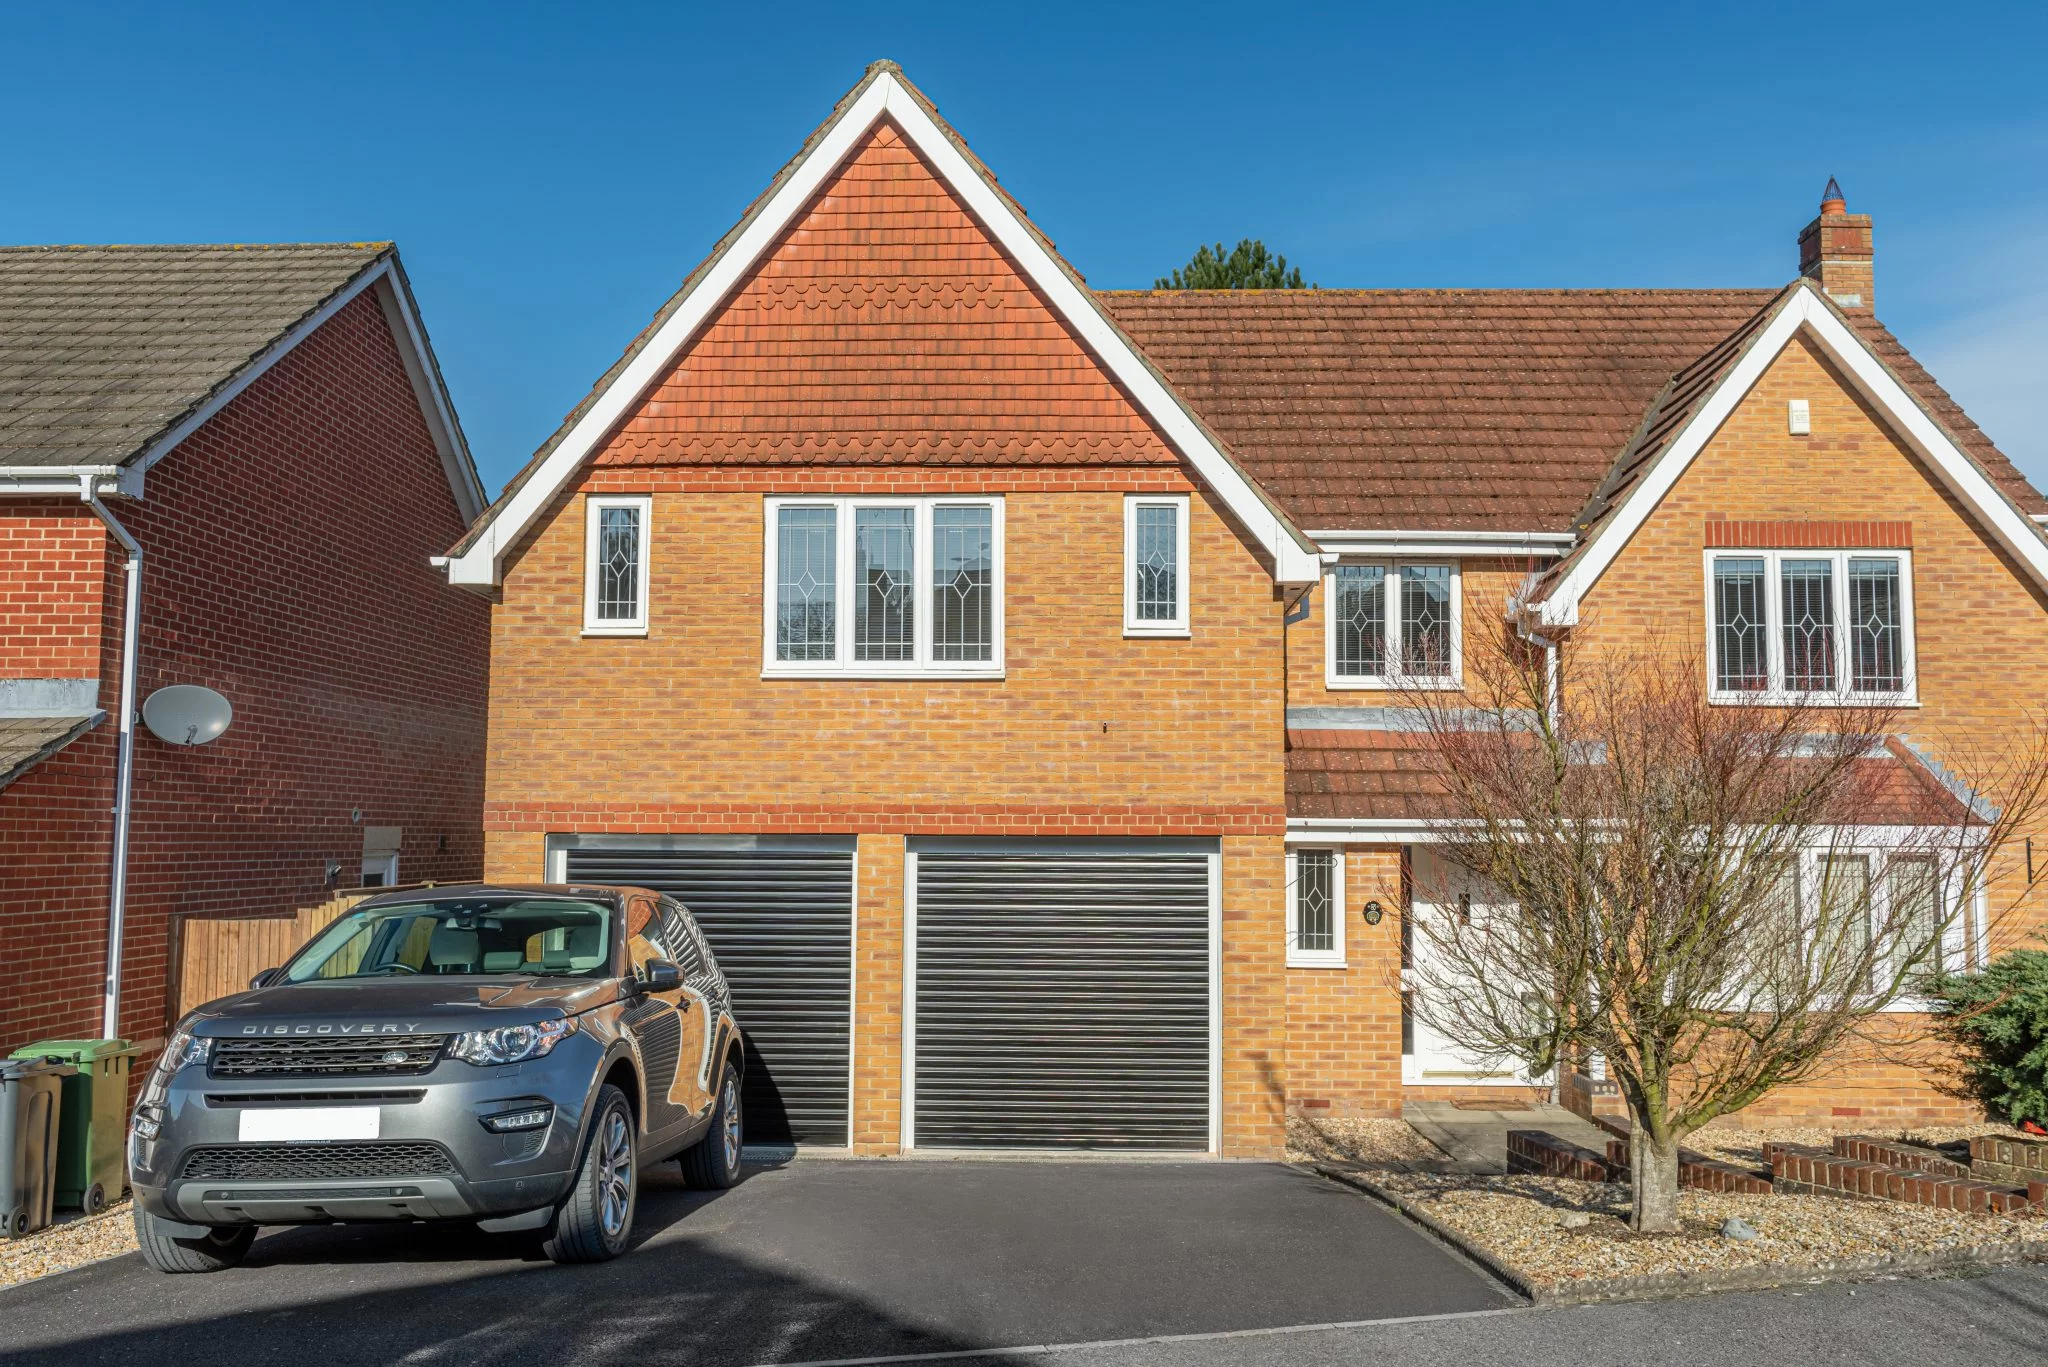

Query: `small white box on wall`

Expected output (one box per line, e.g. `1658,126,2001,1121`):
1788,399,1812,435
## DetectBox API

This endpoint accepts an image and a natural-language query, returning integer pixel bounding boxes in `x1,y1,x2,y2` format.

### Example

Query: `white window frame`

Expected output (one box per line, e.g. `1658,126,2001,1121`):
1123,494,1190,637
359,853,399,888
1703,548,1917,706
1286,846,1346,968
582,494,651,636
1322,560,1463,690
1783,835,1978,1009
761,496,1005,679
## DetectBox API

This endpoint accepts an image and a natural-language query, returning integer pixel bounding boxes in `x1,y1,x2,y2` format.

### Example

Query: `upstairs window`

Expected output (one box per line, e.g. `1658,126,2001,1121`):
1708,551,1912,703
1325,561,1461,689
1124,495,1190,635
764,497,1003,676
583,495,650,635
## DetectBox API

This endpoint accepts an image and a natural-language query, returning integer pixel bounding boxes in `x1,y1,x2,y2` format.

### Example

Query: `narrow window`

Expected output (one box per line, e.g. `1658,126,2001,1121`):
1849,557,1903,693
776,505,837,662
1886,857,1942,981
1288,848,1344,966
1332,565,1387,678
1400,565,1454,677
1781,558,1837,692
1818,853,1872,965
931,504,994,663
1712,557,1768,692
1124,496,1189,633
583,495,650,634
854,507,915,662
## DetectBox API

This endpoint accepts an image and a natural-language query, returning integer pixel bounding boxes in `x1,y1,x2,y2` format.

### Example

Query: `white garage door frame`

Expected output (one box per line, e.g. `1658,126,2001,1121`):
545,831,860,1149
901,836,1223,1156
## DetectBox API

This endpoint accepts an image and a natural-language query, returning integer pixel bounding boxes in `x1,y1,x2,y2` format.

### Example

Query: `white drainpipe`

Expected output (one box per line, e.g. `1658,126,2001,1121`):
80,474,142,1040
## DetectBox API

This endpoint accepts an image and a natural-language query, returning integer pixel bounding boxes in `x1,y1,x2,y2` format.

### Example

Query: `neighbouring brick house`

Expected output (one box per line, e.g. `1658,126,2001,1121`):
447,63,2048,1154
0,244,491,1053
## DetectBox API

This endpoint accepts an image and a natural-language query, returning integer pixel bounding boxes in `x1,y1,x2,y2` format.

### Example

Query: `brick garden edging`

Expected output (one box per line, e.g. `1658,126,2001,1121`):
1507,1127,1772,1195
1310,1163,2048,1307
1970,1136,2048,1187
1764,1142,2046,1214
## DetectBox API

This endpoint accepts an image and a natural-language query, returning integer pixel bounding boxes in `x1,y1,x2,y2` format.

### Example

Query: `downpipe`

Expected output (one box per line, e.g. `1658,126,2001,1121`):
80,474,142,1040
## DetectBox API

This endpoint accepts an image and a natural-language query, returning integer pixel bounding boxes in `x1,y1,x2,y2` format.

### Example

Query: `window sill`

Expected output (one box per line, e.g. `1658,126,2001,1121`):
1286,955,1348,970
581,625,649,638
1124,625,1191,639
761,668,1007,682
1708,690,1919,708
1324,675,1463,692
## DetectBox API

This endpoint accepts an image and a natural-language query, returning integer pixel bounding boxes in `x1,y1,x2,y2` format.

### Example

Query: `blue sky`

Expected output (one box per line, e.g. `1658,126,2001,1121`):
3,2,2042,495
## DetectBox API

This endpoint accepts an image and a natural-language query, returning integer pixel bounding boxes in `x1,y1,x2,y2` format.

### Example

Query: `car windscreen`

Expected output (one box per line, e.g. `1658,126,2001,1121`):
280,898,615,982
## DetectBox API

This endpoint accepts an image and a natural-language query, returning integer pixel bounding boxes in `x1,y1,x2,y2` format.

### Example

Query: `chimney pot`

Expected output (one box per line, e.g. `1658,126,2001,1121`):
1799,179,1874,312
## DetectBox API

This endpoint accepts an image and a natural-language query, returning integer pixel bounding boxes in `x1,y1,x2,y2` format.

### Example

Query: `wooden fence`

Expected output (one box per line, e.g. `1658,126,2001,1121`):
173,888,395,1016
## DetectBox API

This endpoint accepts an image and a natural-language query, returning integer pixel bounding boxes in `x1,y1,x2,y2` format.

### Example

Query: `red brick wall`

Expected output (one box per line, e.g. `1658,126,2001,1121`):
0,505,108,676
0,288,490,1051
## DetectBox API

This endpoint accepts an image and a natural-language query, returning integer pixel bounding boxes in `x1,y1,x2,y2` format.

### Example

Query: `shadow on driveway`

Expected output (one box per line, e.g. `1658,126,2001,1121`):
0,1161,1511,1366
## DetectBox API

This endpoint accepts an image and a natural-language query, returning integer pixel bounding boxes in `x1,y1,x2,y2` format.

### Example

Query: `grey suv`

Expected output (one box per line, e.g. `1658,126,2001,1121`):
128,884,744,1272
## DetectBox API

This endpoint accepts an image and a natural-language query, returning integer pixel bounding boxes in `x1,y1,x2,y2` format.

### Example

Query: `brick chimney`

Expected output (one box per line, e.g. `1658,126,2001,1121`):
1798,177,1874,312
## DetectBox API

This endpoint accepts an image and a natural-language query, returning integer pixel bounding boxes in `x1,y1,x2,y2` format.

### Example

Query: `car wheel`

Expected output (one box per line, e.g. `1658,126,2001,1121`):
133,1205,255,1274
543,1083,637,1264
680,1059,743,1190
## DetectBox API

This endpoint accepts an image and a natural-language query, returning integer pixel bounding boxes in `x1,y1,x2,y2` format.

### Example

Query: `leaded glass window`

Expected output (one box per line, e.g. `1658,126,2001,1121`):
594,505,641,622
854,507,915,662
1293,849,1337,958
1887,857,1942,980
1849,557,1903,693
1713,558,1768,691
1332,565,1387,678
931,505,994,662
1401,565,1454,677
1780,558,1836,692
775,506,837,662
1133,502,1179,622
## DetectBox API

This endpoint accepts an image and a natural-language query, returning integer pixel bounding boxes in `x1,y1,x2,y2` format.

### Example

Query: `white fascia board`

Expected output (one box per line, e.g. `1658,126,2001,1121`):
446,71,1321,588
1313,529,1575,558
0,466,141,499
1285,817,1449,843
1533,285,2048,627
373,265,486,524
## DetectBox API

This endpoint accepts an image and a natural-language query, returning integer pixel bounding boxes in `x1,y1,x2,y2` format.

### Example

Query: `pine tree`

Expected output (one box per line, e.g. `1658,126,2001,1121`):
1156,239,1312,289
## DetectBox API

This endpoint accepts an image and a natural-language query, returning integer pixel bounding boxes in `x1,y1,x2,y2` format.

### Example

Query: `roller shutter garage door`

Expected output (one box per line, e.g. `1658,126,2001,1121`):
911,846,1213,1151
564,846,852,1145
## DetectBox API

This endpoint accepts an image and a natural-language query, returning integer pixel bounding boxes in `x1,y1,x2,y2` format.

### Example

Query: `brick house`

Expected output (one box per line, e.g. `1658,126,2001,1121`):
0,243,491,1053
447,64,2048,1153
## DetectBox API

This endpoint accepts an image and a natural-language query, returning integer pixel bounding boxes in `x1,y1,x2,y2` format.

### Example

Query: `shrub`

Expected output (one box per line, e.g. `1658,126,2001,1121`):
1928,950,2048,1126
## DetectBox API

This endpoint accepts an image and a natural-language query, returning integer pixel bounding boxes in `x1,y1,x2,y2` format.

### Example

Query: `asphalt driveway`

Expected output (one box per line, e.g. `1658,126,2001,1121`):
0,1160,1509,1366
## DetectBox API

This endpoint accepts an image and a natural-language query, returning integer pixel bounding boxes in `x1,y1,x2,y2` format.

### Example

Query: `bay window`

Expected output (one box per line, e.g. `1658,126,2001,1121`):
765,497,1002,676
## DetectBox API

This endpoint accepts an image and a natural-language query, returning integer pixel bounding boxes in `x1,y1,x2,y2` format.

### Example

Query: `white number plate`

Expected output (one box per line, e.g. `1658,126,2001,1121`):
237,1107,380,1143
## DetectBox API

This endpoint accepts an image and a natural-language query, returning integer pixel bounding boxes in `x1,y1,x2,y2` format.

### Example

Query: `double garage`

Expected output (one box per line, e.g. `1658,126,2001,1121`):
558,837,1219,1152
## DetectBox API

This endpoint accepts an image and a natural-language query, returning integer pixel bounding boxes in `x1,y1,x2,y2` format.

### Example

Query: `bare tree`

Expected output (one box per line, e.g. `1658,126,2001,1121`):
1398,626,2048,1232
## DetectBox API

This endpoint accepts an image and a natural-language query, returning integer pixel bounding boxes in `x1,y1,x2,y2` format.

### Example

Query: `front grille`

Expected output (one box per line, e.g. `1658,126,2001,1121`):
205,1090,426,1107
180,1142,456,1182
210,1035,448,1078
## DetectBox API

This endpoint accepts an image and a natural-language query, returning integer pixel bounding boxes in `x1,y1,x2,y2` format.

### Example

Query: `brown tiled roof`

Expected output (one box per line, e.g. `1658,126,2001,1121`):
1101,289,1779,532
0,243,391,469
1102,287,2048,535
1286,725,1972,827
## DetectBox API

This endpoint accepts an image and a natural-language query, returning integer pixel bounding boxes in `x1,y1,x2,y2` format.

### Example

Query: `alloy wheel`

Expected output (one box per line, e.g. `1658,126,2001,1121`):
721,1073,743,1171
598,1108,633,1241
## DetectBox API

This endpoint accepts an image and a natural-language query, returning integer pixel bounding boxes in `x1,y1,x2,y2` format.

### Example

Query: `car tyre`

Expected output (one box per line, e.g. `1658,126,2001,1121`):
543,1083,636,1264
681,1058,744,1190
133,1205,255,1273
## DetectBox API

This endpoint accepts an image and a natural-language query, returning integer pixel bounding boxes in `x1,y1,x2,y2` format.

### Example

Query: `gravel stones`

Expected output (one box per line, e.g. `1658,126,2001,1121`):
0,1200,138,1290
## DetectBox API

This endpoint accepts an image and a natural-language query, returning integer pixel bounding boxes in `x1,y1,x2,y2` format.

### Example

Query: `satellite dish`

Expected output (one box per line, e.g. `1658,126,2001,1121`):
142,685,233,747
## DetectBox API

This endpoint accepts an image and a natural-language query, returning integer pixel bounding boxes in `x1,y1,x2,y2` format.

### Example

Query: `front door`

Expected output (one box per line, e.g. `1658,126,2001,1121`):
1401,847,1543,1088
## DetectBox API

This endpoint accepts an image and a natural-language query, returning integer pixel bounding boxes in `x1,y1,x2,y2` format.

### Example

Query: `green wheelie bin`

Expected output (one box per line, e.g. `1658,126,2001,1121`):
9,1040,151,1215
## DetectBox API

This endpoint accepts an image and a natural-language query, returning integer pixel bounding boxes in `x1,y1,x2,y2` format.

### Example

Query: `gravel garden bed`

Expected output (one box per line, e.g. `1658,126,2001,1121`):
1298,1117,2048,1302
0,1201,138,1291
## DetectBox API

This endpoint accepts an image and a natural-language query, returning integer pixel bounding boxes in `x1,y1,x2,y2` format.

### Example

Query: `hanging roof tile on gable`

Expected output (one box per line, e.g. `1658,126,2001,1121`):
0,243,392,469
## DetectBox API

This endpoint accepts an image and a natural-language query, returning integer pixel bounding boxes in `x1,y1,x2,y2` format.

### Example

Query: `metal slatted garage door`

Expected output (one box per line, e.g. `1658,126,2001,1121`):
564,846,852,1145
911,846,1213,1151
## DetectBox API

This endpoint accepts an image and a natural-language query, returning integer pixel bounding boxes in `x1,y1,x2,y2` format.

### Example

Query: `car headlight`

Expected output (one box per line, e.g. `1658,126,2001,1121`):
448,1018,577,1066
156,1028,209,1075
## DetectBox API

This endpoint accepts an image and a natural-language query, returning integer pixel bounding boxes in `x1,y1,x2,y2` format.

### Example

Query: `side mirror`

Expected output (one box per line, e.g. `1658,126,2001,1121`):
249,968,279,990
639,959,682,994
